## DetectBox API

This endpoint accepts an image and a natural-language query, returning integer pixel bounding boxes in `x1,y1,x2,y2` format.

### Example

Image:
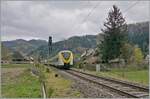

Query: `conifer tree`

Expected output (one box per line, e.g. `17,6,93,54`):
99,5,127,63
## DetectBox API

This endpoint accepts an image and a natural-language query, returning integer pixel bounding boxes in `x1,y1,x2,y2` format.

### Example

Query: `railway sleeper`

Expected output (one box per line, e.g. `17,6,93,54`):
135,93,149,98
67,71,139,98
71,69,149,92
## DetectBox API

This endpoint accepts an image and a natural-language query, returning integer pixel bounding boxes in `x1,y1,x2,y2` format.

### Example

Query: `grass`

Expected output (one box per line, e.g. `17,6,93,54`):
1,69,41,98
74,68,149,86
1,63,33,68
97,69,149,85
44,67,82,98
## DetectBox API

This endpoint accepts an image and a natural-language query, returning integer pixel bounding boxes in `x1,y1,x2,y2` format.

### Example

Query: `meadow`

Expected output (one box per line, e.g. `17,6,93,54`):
74,67,149,85
1,64,41,98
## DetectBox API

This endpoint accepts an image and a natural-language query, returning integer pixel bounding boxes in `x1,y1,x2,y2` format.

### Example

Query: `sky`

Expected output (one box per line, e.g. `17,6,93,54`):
1,0,149,42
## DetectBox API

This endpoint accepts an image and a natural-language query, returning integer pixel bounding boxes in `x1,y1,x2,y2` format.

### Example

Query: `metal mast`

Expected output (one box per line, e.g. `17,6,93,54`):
48,36,52,58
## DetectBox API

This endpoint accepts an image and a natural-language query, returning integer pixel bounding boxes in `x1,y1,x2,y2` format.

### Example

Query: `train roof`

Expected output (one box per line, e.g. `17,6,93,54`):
59,50,72,53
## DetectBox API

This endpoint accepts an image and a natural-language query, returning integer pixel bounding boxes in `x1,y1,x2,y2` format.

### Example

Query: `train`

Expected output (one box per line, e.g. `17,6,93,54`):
49,50,73,69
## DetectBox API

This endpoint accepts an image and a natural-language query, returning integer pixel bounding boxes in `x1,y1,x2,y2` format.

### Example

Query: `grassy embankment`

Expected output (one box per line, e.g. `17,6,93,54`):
97,69,149,85
74,66,149,85
1,63,41,98
42,66,81,98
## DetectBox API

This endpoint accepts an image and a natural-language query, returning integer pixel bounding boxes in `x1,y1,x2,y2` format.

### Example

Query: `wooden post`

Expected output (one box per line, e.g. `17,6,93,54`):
96,64,100,72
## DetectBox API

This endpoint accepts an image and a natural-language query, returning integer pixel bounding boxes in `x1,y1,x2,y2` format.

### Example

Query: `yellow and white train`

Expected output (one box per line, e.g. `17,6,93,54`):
49,50,73,69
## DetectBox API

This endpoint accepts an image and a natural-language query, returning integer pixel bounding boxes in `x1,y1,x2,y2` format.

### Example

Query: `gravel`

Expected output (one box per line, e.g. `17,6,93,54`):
53,68,126,98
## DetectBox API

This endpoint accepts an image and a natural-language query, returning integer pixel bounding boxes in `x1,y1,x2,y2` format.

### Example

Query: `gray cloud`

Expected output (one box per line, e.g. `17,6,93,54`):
1,1,149,42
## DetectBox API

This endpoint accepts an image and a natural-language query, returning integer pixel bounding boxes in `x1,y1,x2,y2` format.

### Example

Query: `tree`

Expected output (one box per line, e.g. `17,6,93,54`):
133,46,144,65
120,43,133,64
99,5,127,63
127,22,149,57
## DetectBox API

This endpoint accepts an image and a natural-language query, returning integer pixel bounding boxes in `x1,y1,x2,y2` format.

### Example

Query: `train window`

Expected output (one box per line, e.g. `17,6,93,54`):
61,52,71,60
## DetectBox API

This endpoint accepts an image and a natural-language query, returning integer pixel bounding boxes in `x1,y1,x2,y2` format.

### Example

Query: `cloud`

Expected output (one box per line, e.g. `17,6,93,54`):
1,1,149,42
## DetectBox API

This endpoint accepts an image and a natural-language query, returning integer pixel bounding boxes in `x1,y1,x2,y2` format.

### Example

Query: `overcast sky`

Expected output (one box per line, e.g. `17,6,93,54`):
1,1,149,42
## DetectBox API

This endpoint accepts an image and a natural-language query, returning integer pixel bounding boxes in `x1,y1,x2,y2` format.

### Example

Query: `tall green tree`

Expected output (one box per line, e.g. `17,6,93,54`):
99,5,127,63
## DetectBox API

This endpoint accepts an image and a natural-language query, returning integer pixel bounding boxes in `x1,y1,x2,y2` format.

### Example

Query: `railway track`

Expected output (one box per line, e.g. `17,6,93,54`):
65,69,149,98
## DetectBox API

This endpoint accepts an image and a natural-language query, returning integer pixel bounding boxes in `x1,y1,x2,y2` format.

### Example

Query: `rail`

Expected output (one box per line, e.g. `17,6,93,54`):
65,69,149,98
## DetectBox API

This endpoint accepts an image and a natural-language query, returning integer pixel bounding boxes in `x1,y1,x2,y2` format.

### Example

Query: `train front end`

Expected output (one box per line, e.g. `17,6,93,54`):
58,50,73,69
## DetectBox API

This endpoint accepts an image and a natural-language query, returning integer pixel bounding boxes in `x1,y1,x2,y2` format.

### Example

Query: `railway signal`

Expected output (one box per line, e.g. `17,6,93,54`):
48,36,52,57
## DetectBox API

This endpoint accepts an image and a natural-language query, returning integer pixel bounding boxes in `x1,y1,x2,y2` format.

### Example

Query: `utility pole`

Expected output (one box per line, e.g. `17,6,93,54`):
48,36,52,58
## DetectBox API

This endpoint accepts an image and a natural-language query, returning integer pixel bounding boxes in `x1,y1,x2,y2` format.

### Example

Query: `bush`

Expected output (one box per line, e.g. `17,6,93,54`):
46,68,50,73
47,88,54,97
133,47,144,65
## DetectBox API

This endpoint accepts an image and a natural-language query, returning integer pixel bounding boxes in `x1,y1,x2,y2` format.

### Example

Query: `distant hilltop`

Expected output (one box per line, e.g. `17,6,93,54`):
1,21,149,60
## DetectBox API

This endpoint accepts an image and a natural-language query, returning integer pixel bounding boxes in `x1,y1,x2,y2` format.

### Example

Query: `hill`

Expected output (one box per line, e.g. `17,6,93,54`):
127,21,149,56
2,39,47,56
2,21,149,60
2,35,97,59
1,44,13,60
1,44,24,60
29,35,97,59
30,21,149,59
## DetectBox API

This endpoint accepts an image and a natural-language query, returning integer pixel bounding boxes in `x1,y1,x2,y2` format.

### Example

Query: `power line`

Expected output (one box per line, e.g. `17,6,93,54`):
122,0,141,23
123,0,140,14
71,1,101,32
96,1,141,34
82,1,101,24
71,1,140,33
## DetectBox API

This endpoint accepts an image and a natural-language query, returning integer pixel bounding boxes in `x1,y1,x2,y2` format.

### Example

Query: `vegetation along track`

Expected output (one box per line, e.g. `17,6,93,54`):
65,69,149,98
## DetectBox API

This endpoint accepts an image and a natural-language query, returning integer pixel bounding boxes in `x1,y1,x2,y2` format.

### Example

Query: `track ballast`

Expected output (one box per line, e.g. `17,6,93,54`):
65,69,149,98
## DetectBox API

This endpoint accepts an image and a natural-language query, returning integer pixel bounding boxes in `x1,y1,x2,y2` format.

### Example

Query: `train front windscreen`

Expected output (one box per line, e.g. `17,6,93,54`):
61,52,71,60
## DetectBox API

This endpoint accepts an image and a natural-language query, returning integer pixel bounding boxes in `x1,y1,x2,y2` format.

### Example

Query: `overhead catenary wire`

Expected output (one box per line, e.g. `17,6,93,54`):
121,0,141,24
70,0,141,34
123,0,140,14
81,1,101,24
70,1,101,32
97,0,141,33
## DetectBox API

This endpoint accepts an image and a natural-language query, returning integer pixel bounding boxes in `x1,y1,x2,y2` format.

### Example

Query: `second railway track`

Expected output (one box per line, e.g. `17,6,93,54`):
65,69,149,98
